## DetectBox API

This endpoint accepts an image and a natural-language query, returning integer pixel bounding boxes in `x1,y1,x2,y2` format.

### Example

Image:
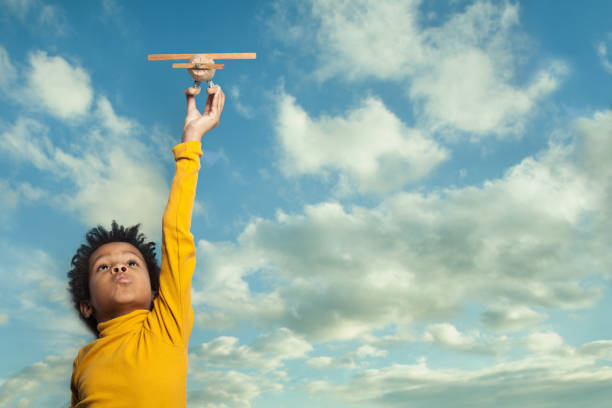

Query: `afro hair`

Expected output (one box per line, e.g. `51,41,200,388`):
67,221,160,336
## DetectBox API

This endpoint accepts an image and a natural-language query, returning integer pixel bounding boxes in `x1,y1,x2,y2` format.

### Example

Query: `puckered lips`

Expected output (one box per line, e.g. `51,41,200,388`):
114,273,132,284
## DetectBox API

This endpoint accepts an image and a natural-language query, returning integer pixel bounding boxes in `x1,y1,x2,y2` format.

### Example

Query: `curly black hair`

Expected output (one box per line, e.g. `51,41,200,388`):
67,220,160,336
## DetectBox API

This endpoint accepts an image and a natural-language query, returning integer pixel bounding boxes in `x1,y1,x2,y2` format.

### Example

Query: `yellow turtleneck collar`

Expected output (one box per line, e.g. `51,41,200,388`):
96,309,149,338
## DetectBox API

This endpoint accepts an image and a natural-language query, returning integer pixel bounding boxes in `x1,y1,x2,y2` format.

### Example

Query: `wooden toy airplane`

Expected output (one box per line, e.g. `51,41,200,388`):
147,52,256,90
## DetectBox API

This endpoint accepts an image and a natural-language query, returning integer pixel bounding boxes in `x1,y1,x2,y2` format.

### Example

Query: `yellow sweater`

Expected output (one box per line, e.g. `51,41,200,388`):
70,141,203,407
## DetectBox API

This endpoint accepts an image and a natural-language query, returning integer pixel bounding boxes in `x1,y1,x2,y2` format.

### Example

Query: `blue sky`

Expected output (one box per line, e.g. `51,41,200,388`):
1,0,611,406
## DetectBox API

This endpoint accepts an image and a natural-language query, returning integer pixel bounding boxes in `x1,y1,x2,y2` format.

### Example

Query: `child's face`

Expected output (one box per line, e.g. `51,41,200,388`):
80,241,154,324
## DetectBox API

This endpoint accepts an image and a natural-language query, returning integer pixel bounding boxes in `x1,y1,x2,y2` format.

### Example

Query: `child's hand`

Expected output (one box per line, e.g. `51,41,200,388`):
182,85,226,143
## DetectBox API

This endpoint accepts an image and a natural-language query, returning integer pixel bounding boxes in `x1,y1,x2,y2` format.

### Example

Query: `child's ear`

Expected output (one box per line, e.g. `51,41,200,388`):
80,300,94,319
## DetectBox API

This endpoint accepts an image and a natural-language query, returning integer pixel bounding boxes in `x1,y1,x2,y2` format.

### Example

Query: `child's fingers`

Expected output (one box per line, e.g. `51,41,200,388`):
184,89,199,116
208,86,223,117
204,86,221,116
204,92,214,116
212,87,225,118
217,88,225,115
186,86,201,96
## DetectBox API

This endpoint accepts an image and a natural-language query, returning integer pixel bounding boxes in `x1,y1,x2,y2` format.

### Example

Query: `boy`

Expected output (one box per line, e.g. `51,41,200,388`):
67,85,225,407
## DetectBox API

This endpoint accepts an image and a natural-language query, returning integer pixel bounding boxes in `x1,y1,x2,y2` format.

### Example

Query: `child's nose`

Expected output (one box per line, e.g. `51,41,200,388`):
112,265,127,273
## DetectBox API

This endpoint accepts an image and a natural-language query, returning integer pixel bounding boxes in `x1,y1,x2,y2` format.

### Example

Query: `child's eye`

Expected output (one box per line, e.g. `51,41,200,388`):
97,264,108,271
128,260,138,267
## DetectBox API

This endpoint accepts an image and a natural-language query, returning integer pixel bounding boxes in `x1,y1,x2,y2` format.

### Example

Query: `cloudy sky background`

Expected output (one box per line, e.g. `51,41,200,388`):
1,0,611,406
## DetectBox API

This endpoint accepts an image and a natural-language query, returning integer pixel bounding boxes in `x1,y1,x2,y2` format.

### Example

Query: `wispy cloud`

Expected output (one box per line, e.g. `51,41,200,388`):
230,85,254,119
1,0,68,35
0,246,87,404
597,35,612,74
101,0,122,16
0,242,90,344
306,344,612,408
480,303,547,332
0,355,72,407
0,113,168,238
307,344,388,370
190,328,312,372
423,323,497,354
187,368,273,408
187,329,310,406
269,0,566,138
0,46,17,92
0,179,47,217
0,49,170,239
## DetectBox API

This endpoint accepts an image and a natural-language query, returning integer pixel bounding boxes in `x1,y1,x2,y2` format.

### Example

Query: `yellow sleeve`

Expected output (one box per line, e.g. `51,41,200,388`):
145,141,202,345
70,357,79,406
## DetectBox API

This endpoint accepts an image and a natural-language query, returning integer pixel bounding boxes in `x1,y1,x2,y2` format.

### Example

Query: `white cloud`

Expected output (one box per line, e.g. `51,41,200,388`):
1,0,35,17
0,242,90,343
203,149,230,168
597,36,612,74
481,304,547,332
61,140,168,237
0,355,72,407
424,323,473,348
275,92,448,194
191,328,312,372
304,0,423,82
421,323,526,356
0,312,8,325
576,110,612,278
192,337,250,366
187,369,273,408
307,356,333,369
423,323,496,354
1,0,42,20
102,0,121,16
18,181,47,201
0,47,175,397
0,117,56,170
578,110,612,182
581,340,612,360
0,179,47,216
525,332,564,353
251,327,313,359
95,96,139,135
187,331,298,406
409,52,565,137
306,351,612,407
24,51,93,120
0,106,169,238
307,344,387,370
0,179,20,211
410,1,565,137
193,110,607,342
355,344,387,359
229,86,254,119
0,46,17,92
1,0,67,34
270,0,565,137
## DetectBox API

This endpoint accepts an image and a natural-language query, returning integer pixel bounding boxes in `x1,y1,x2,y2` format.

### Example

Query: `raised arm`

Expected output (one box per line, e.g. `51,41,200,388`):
145,86,225,345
